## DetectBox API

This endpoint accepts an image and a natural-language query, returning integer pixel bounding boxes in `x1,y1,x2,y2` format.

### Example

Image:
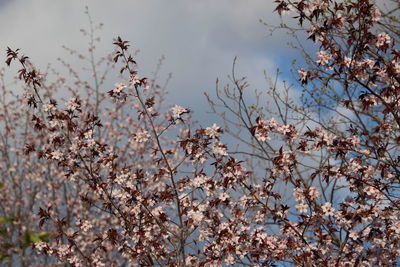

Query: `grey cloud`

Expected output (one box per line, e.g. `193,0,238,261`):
0,0,294,120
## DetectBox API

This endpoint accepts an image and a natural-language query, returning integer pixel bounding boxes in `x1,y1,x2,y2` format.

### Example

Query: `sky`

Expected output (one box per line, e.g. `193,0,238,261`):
0,0,302,121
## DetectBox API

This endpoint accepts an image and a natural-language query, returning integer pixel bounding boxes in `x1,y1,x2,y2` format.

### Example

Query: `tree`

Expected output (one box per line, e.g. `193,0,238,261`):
1,0,400,266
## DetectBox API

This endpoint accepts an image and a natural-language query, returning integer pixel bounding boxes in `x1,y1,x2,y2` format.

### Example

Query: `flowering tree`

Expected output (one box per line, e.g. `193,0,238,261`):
2,0,400,266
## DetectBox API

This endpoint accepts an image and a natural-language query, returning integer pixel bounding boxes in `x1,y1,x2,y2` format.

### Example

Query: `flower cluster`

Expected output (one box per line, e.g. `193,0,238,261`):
2,1,400,266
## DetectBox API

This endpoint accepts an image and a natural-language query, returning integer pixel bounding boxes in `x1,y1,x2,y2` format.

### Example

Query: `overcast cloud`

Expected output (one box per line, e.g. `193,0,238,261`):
0,0,300,120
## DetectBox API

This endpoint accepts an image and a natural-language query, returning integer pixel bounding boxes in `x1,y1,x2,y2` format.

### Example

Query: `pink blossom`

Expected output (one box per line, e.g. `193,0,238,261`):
34,242,48,252
298,68,308,82
212,141,228,156
365,186,380,197
321,202,335,216
79,220,93,232
308,186,320,200
296,202,308,213
349,230,359,240
51,150,63,160
205,123,221,138
170,104,188,119
43,103,56,113
372,7,381,22
131,128,150,143
316,50,332,66
376,32,390,49
65,97,80,111
113,82,126,94
293,187,305,201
